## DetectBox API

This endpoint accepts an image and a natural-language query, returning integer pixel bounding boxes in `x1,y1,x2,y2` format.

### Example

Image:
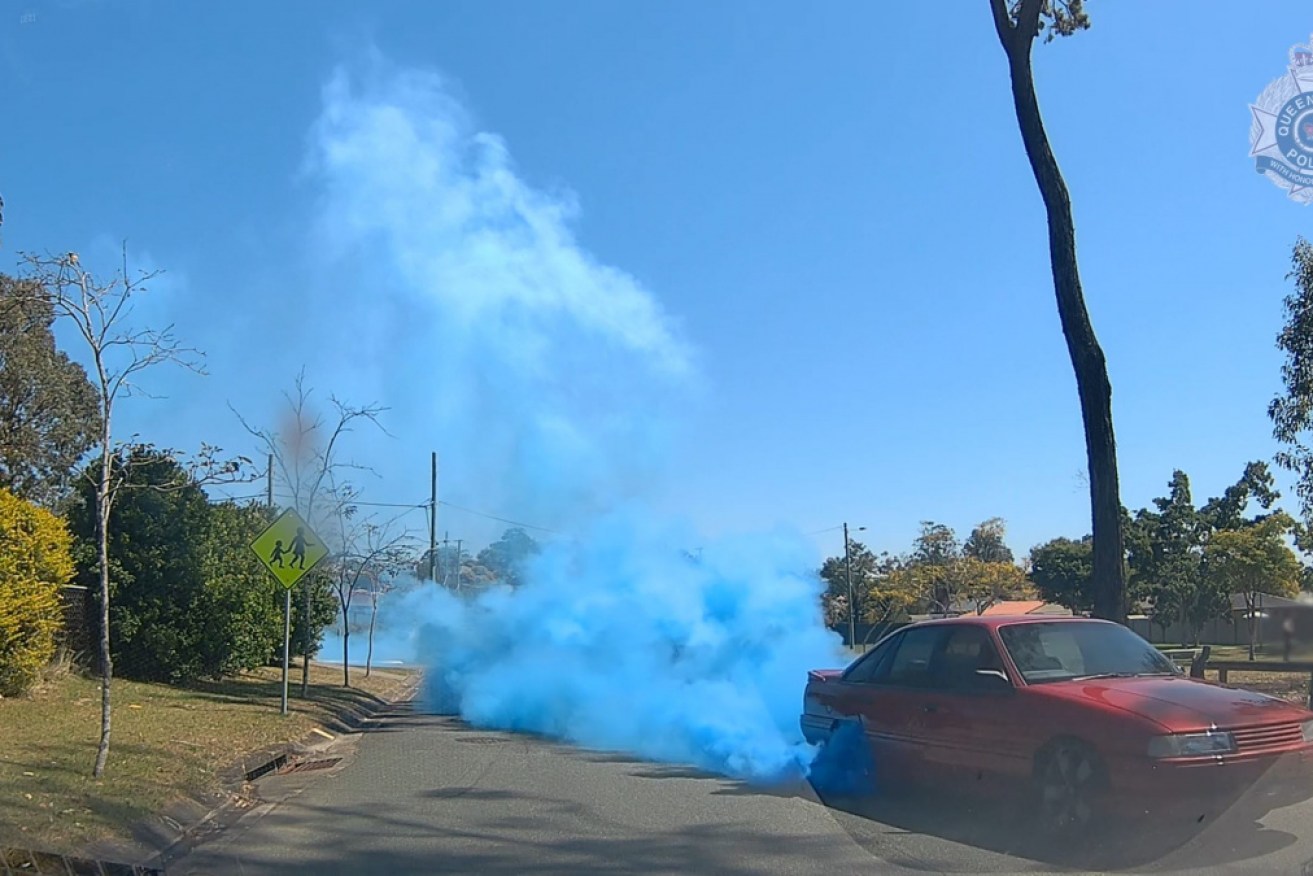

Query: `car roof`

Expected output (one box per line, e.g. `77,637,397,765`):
906,615,1113,632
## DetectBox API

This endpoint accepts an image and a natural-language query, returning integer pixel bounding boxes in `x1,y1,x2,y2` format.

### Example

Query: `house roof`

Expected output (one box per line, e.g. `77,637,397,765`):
980,600,1072,617
1229,592,1305,611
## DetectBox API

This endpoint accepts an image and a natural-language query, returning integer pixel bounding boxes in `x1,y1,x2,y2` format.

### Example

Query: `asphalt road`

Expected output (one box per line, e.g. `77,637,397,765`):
169,703,1313,876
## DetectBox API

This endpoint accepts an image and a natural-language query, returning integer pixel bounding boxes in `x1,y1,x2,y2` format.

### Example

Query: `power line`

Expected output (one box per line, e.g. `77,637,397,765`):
438,500,562,535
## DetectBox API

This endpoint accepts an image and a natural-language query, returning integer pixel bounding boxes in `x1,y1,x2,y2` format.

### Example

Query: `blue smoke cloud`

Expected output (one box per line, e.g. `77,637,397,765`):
309,59,846,783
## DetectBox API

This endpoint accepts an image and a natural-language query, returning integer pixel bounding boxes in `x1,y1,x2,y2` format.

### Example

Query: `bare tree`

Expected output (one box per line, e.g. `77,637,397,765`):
20,250,248,777
988,0,1126,622
323,493,415,686
235,371,386,693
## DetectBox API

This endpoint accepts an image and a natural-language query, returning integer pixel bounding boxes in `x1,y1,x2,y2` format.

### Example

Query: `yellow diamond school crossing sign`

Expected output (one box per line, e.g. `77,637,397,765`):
250,509,328,589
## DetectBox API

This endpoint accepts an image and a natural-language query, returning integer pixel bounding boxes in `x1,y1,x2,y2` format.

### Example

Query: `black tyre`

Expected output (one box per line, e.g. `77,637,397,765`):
1033,738,1107,834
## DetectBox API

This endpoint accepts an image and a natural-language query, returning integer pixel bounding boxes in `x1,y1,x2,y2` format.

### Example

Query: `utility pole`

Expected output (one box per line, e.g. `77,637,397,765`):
429,451,438,583
270,453,290,717
455,539,463,590
844,522,855,650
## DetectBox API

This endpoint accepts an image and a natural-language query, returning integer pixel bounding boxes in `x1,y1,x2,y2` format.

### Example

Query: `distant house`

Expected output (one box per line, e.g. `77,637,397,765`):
910,599,1073,622
978,600,1073,618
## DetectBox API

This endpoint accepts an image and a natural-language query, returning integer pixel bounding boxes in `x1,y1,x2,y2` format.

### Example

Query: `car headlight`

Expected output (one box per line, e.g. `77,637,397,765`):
1302,720,1313,744
1147,731,1237,758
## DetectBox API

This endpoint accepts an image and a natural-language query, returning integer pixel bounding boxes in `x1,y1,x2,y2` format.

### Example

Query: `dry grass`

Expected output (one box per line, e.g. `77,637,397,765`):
0,661,413,853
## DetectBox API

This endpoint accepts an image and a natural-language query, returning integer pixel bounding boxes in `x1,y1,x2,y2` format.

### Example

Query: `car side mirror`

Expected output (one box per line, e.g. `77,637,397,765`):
974,669,1012,690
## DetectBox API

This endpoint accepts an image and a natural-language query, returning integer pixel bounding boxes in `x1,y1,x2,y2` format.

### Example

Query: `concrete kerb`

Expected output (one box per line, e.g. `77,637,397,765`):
97,670,423,871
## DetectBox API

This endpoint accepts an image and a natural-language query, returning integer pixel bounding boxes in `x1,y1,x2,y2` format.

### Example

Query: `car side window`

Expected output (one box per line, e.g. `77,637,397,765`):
843,636,896,684
929,626,1006,691
883,627,946,688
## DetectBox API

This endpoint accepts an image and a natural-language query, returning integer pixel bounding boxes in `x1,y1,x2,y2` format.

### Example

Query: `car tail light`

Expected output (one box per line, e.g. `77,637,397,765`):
1147,731,1237,758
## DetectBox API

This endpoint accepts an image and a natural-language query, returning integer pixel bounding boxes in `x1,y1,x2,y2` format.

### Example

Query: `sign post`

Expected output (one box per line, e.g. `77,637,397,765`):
250,508,328,715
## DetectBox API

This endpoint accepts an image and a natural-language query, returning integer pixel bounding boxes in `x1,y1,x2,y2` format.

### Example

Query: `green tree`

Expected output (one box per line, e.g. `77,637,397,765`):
0,276,99,506
819,542,910,636
1272,238,1313,530
292,570,338,668
477,527,542,588
955,556,1033,615
912,521,961,613
1204,514,1302,660
1128,471,1206,641
963,517,1015,565
0,488,73,695
196,501,283,677
65,447,212,683
989,0,1125,623
1029,536,1094,612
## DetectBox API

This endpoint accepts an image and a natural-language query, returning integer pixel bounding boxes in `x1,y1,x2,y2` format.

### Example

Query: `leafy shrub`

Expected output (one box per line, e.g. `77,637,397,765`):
0,488,73,695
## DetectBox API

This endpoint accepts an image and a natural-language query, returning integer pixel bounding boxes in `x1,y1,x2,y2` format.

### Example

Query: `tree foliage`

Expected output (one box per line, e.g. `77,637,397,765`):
1270,238,1313,528
1204,513,1301,657
0,276,99,506
66,448,211,682
197,501,284,676
476,527,542,588
819,542,913,630
66,449,275,682
964,517,1015,564
1029,536,1094,612
0,488,73,695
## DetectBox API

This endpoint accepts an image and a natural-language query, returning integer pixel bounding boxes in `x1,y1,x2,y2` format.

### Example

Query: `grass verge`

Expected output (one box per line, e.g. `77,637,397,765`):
0,661,413,853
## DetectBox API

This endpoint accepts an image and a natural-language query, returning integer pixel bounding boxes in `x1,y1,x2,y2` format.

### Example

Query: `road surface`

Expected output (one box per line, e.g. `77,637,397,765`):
170,702,1313,875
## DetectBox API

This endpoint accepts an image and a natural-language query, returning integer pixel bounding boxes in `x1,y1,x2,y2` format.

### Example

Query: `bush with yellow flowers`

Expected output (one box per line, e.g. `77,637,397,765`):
0,488,73,696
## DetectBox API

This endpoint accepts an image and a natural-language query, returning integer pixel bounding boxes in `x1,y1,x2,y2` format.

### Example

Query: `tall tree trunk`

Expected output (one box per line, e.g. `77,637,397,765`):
366,599,377,679
341,601,351,687
992,4,1127,622
93,432,112,778
301,580,311,697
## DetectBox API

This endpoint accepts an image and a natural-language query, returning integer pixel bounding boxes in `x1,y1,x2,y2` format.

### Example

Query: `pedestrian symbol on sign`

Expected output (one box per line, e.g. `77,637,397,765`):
250,509,327,589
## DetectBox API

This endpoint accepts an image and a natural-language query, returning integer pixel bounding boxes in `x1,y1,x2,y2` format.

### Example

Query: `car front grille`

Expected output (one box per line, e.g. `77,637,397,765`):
1230,722,1305,755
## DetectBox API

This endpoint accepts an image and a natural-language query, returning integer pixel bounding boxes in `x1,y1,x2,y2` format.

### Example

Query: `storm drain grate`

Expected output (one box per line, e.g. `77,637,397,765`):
243,753,287,782
277,757,342,774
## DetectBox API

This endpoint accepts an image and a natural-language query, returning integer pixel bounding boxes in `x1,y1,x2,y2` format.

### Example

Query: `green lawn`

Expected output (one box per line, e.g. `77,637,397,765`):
0,662,414,854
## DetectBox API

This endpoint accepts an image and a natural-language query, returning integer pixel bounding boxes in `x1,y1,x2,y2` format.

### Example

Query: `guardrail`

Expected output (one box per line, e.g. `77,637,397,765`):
1181,645,1313,709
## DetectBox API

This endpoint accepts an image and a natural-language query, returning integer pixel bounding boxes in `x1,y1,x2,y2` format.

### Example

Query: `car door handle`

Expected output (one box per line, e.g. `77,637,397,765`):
922,703,939,714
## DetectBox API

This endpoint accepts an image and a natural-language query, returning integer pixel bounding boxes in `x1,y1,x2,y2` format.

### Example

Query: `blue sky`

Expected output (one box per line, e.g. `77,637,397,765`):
2,0,1312,562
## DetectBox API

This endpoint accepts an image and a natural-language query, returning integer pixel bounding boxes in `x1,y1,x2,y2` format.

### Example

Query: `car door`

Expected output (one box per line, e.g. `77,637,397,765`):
844,625,949,788
915,624,1032,790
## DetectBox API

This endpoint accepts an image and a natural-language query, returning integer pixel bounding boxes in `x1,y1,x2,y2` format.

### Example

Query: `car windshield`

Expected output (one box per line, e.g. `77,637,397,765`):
998,621,1181,684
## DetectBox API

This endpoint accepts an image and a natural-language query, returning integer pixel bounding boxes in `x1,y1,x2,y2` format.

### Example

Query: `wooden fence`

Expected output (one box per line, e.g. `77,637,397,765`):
1173,645,1313,710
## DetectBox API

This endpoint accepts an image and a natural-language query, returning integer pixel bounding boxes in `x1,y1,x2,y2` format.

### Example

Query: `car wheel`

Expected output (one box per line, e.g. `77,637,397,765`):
1034,739,1106,834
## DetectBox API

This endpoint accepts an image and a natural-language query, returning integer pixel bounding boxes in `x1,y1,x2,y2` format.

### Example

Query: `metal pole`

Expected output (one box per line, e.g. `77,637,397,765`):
429,452,438,582
844,522,855,650
268,463,289,715
281,588,291,716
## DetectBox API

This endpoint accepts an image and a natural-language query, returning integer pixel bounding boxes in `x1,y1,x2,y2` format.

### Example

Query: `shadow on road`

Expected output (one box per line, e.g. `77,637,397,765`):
178,795,870,876
585,752,1303,873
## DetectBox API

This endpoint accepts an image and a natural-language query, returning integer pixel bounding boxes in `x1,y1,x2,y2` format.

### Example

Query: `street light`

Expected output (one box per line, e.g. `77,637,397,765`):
844,523,867,650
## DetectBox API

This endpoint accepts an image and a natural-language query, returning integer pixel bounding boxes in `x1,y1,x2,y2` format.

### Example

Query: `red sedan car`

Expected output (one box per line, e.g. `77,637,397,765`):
801,616,1313,832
